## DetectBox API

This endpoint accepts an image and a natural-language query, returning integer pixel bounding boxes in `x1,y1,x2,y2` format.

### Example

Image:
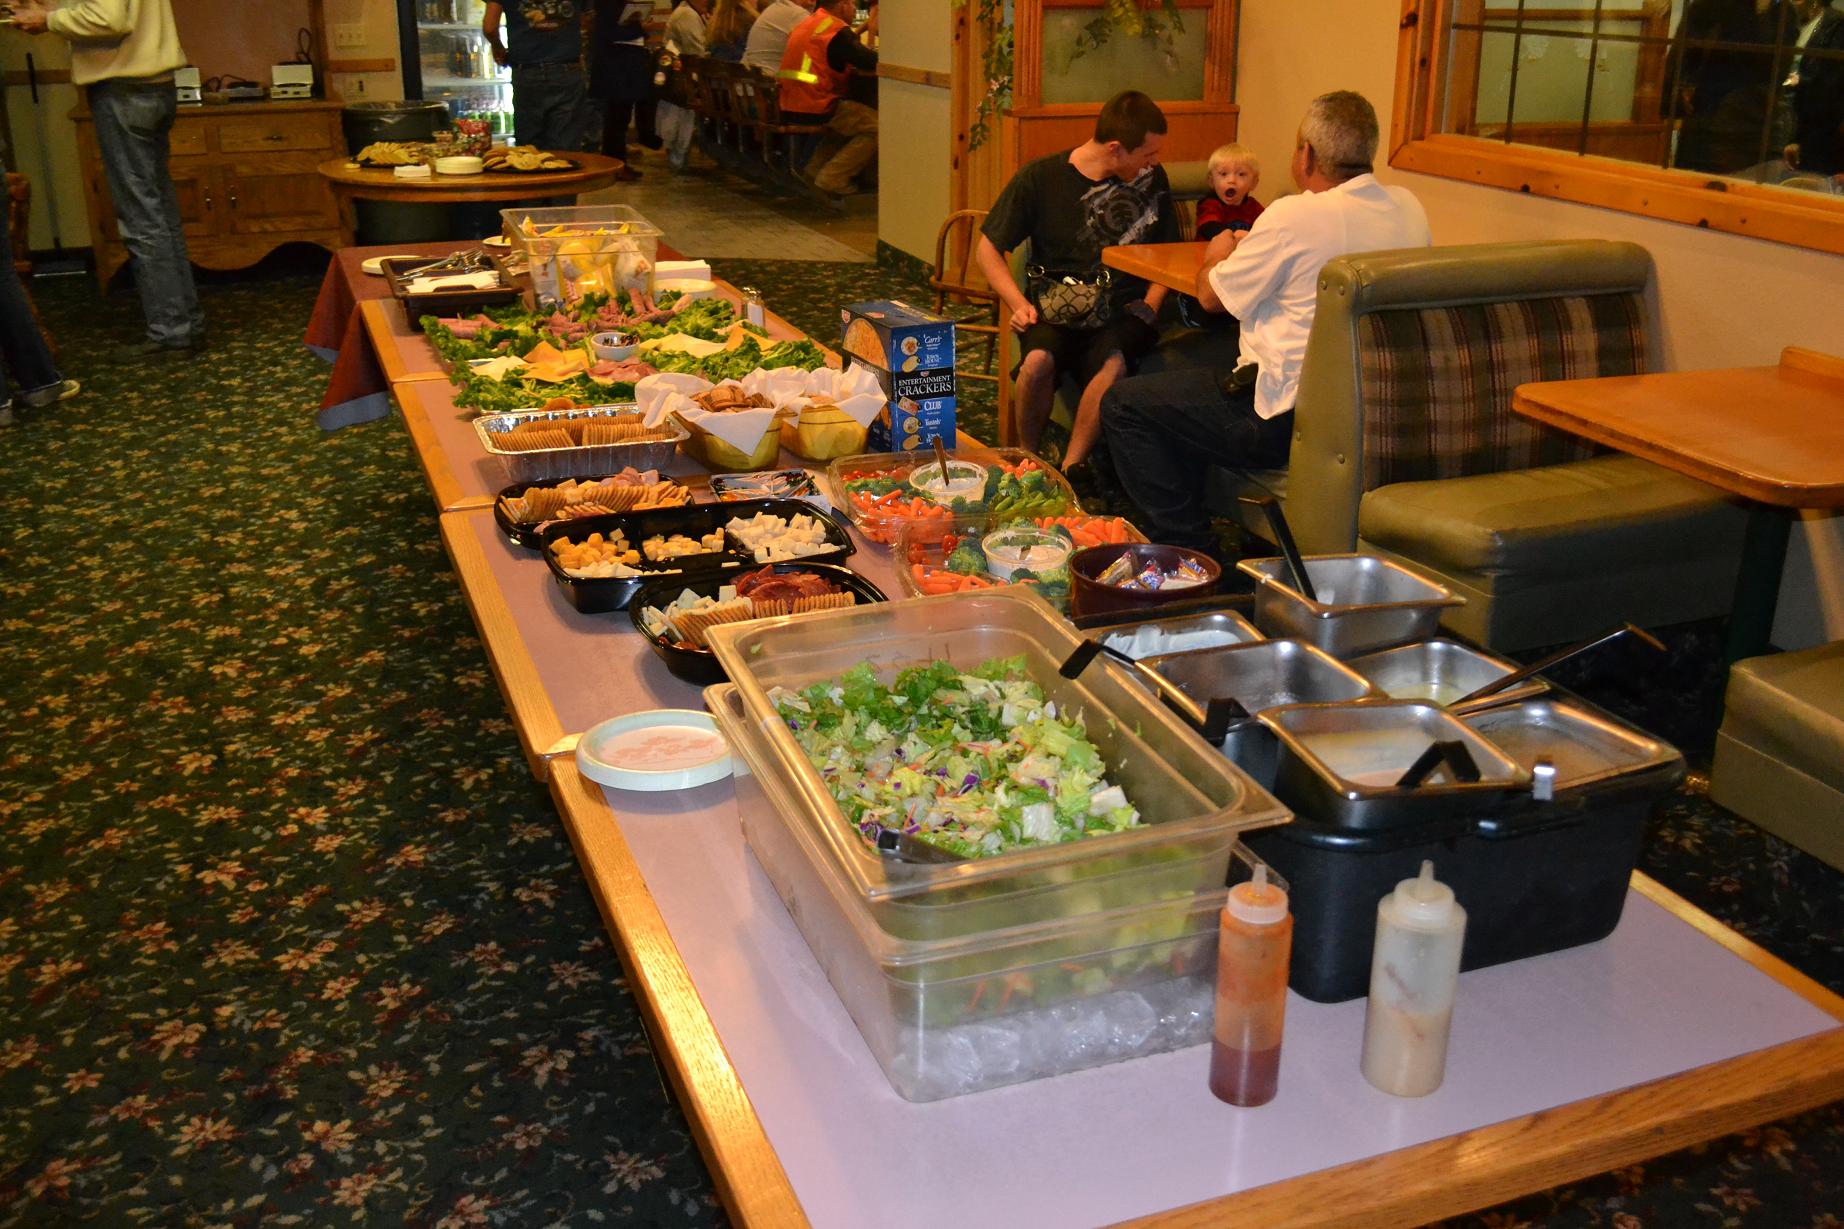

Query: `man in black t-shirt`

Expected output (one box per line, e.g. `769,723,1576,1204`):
976,91,1178,472
485,0,589,153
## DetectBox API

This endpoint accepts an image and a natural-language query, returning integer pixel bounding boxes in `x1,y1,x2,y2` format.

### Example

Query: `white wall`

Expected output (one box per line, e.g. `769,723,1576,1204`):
1236,0,1844,647
875,0,952,263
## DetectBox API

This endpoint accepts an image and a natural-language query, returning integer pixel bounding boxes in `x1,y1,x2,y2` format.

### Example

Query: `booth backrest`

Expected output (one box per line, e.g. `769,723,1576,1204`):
1286,239,1657,553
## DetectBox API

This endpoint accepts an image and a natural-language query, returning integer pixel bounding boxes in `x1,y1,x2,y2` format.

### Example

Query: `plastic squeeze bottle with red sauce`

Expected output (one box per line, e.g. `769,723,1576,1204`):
1209,864,1292,1106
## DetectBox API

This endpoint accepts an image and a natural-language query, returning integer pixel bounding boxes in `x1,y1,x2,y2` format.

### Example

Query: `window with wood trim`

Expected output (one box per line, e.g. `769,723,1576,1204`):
1392,0,1844,255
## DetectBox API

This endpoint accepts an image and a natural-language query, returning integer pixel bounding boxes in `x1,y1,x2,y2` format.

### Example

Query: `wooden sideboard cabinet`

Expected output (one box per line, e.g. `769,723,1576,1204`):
72,98,346,290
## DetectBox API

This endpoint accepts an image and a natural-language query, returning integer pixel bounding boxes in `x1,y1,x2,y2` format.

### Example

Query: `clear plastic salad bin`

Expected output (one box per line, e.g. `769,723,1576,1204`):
705,587,1291,943
499,205,662,306
711,682,1250,1101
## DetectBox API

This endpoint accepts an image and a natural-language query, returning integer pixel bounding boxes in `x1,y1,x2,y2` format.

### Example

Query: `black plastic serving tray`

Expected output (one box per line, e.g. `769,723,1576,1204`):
539,498,856,614
493,474,691,549
629,563,889,685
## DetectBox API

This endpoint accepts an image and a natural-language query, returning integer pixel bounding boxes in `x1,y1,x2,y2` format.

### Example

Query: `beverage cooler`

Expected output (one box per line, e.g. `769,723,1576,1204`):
397,0,514,135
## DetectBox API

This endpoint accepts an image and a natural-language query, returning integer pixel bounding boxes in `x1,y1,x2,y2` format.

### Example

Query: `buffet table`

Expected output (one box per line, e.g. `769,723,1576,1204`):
358,280,1844,1229
315,153,628,246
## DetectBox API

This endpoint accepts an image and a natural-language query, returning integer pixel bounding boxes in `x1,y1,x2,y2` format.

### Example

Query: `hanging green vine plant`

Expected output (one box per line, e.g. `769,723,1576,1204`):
956,0,1013,152
956,0,1189,152
1073,0,1187,63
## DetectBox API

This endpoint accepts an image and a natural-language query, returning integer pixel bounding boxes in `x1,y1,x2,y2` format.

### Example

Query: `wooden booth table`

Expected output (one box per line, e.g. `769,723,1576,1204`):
1513,347,1844,662
1103,240,1211,294
315,153,626,245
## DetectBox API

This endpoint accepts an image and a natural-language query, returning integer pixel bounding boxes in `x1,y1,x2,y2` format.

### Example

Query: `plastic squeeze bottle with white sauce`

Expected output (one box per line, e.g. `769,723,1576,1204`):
1360,860,1466,1098
1209,864,1292,1106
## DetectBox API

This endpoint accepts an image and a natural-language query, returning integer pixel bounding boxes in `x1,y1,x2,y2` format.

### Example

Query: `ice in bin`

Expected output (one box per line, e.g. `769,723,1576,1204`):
1096,609,1263,659
500,205,662,306
712,682,1251,1101
705,588,1291,943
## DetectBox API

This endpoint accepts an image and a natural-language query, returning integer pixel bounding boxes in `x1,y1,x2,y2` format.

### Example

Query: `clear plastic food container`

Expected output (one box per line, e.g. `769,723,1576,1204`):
705,587,1291,942
710,682,1236,1101
499,204,662,306
826,448,1080,545
892,514,1144,612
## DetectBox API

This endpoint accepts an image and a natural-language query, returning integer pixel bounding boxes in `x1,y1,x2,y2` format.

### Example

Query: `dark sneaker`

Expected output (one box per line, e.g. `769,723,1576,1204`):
117,339,206,362
19,378,81,409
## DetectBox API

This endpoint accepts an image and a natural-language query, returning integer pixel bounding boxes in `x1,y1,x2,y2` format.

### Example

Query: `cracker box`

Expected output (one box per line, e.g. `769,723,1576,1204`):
840,300,956,374
867,393,957,453
861,359,957,404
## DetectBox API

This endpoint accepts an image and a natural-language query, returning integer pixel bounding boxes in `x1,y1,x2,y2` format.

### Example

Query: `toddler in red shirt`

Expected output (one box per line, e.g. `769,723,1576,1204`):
1194,142,1263,240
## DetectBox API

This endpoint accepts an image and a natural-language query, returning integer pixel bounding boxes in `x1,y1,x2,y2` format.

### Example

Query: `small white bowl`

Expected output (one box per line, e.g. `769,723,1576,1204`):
435,154,484,176
482,234,512,249
576,710,732,791
591,331,636,362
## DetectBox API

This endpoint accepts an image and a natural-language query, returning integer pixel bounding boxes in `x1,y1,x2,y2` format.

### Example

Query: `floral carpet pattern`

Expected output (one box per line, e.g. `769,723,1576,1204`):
0,255,1838,1229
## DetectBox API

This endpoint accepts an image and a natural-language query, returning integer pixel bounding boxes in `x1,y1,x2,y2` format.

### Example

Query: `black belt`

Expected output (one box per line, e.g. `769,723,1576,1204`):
511,61,583,75
1222,363,1259,394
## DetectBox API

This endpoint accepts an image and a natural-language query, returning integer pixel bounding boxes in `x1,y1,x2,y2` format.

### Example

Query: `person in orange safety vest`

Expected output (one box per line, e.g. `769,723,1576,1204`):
776,0,877,198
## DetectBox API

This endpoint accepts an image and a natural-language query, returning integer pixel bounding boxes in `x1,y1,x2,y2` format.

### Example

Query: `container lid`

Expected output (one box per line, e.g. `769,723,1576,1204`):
1226,864,1288,924
577,710,732,791
1388,860,1459,927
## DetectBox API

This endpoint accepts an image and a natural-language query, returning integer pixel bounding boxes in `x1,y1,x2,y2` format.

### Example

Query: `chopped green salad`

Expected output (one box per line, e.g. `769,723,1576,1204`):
769,655,1141,859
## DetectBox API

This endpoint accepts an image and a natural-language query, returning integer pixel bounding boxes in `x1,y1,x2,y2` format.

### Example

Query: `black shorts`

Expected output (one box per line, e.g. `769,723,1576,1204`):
1017,315,1160,389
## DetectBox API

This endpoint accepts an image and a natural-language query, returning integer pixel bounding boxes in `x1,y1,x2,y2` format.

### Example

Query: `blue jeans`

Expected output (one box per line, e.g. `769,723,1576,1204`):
511,62,589,152
1101,366,1294,556
0,200,61,403
89,79,204,347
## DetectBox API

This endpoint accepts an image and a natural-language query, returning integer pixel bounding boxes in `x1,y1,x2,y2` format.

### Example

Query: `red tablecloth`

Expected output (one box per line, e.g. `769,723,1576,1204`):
304,239,477,430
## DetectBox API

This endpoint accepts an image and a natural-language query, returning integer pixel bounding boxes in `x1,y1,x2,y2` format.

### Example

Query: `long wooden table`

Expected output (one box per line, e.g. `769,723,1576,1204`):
357,287,1844,1229
1513,346,1844,660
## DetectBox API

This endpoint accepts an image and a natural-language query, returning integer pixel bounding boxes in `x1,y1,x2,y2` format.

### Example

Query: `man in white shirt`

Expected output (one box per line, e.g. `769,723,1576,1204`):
1100,91,1431,557
743,0,815,73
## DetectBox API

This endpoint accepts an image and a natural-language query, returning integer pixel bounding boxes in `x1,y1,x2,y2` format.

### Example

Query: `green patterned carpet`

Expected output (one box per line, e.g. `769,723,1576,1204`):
0,254,1838,1229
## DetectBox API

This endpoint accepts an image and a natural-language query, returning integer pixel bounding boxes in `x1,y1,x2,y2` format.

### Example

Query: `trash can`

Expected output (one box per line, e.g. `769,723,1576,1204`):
340,99,453,245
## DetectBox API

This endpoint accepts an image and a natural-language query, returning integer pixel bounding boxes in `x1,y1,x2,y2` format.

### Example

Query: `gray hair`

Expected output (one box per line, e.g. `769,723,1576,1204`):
1299,91,1379,182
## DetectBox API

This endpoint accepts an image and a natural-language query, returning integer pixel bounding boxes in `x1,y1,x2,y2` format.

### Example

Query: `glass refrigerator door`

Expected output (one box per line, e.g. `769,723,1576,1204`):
402,0,514,135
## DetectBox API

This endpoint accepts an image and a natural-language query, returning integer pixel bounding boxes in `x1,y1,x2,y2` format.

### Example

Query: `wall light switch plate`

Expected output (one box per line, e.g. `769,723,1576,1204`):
333,23,366,49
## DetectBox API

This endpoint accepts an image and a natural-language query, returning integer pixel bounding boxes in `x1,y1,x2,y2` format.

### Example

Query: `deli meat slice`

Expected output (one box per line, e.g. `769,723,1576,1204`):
734,567,838,604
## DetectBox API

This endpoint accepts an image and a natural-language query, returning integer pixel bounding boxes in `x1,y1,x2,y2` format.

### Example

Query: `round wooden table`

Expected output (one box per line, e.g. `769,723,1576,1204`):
316,152,627,244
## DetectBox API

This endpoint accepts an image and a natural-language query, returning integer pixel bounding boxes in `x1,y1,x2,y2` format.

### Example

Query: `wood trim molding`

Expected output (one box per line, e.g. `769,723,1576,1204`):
325,58,397,74
1,68,73,86
548,765,809,1229
1391,0,1844,257
877,62,951,89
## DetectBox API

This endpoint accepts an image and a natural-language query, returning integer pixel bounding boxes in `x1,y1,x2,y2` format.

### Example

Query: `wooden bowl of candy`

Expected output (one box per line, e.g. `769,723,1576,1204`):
1069,544,1220,619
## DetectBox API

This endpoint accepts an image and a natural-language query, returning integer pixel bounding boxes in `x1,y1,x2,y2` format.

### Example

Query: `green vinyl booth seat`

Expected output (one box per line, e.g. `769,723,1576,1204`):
1240,239,1748,652
1711,643,1844,873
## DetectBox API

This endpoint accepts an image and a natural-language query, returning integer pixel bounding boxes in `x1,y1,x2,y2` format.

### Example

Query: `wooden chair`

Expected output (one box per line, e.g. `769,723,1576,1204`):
5,172,54,357
748,75,826,180
931,209,1000,383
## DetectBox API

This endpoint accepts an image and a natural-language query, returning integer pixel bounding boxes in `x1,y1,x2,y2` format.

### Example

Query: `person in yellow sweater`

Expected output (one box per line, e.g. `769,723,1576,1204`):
13,0,206,359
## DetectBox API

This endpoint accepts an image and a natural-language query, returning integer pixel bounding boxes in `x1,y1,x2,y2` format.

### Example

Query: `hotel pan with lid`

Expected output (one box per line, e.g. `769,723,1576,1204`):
1346,638,1546,710
1238,554,1463,657
705,587,1291,942
1095,608,1263,660
1246,694,1683,1001
1139,638,1382,770
1260,699,1529,832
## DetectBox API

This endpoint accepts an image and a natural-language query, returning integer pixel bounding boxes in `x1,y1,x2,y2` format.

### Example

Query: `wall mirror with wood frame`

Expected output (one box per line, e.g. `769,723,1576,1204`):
1393,0,1844,255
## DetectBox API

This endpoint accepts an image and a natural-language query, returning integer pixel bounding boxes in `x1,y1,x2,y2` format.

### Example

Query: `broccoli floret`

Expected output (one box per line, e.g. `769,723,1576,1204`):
982,465,1004,502
945,538,989,575
1010,567,1037,583
1018,469,1052,492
